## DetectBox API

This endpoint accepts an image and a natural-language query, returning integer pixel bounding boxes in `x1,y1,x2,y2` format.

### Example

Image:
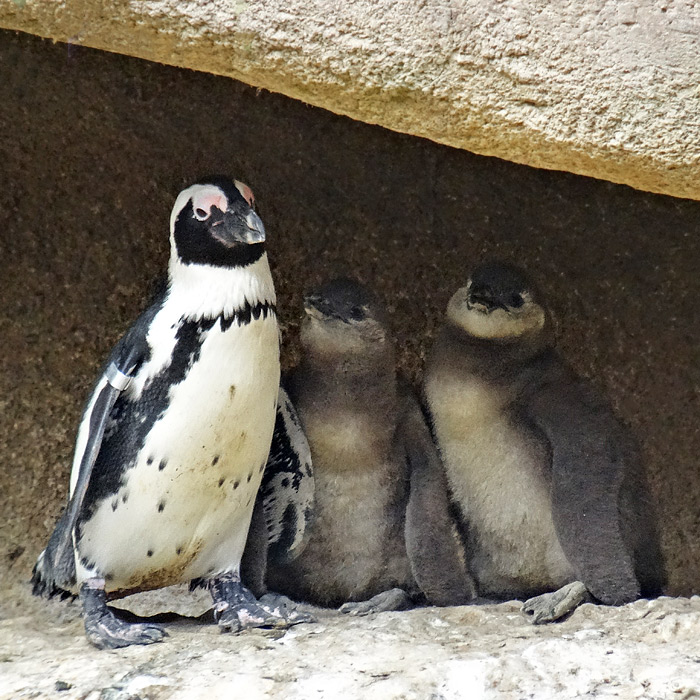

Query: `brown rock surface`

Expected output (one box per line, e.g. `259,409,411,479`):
0,1,699,200
0,30,698,604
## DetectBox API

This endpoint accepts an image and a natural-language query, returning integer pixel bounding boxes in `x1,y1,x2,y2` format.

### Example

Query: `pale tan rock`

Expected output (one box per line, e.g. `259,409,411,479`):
1,0,699,200
2,586,700,699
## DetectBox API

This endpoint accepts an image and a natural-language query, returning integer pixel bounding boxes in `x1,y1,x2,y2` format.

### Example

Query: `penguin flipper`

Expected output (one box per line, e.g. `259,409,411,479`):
257,384,314,566
401,392,477,606
32,303,158,598
522,367,640,605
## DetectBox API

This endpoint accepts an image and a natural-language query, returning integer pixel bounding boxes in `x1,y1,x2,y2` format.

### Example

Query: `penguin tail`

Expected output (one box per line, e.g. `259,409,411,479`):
31,550,74,600
31,550,52,597
31,507,78,599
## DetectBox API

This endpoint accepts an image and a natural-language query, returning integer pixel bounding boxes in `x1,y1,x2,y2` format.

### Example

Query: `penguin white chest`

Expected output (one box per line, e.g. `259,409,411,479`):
77,315,280,592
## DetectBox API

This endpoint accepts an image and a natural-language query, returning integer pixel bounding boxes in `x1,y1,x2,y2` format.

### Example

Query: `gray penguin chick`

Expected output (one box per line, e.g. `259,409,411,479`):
266,278,475,613
423,261,665,623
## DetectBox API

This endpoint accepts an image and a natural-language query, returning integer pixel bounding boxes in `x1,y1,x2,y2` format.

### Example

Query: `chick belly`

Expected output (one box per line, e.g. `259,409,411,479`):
76,318,280,592
440,423,575,599
273,466,413,606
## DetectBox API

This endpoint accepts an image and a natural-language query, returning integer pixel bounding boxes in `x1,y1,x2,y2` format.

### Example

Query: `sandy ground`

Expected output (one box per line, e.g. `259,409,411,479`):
2,583,699,700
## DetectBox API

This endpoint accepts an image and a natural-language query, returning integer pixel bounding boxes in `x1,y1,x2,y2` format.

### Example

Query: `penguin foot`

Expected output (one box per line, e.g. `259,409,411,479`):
209,574,308,633
259,593,316,625
79,582,168,649
522,581,590,624
339,588,413,616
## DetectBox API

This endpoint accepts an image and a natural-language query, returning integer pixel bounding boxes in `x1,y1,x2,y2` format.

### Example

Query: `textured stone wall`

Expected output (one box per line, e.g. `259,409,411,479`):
1,31,699,599
0,1,699,200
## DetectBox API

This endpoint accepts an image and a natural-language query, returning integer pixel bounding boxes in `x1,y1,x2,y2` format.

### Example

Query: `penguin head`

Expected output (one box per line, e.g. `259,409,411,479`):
169,176,266,268
301,278,389,357
447,261,548,341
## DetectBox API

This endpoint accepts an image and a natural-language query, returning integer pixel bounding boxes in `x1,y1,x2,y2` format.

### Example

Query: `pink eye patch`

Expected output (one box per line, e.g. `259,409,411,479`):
192,190,228,220
234,180,255,207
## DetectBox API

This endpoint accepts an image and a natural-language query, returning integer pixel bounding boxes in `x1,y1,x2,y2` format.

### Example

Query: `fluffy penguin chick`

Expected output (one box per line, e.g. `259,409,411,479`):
423,261,665,623
32,176,304,648
266,279,474,613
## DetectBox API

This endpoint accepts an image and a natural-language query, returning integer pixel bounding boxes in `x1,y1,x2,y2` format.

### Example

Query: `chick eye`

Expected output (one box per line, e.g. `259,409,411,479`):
509,293,524,308
194,207,209,221
349,306,365,320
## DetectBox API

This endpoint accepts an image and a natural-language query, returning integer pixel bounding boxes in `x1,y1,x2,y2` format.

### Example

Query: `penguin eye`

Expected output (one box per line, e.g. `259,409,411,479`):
193,207,210,221
349,306,365,321
509,293,524,308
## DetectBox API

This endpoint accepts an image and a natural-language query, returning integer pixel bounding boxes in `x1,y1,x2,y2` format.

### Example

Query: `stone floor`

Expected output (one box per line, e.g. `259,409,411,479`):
2,584,699,699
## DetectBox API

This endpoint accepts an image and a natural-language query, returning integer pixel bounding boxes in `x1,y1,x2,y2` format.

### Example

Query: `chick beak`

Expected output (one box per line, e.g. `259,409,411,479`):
303,294,330,320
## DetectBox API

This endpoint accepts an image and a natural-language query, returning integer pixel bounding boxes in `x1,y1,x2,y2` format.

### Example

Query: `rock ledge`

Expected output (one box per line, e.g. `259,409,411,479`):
1,1,699,200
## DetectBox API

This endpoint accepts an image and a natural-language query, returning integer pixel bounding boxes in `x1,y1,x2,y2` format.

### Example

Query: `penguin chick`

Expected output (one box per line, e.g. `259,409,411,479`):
423,261,665,623
266,279,475,613
32,176,305,648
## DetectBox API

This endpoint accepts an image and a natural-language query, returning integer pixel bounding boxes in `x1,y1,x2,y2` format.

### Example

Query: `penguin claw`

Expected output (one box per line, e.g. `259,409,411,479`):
85,612,168,649
259,593,316,625
522,580,590,624
339,588,413,616
79,581,168,649
216,597,312,632
210,574,313,633
216,603,277,632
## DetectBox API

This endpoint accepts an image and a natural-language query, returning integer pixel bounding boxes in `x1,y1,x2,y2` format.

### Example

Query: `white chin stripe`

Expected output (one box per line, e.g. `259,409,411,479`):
168,252,276,321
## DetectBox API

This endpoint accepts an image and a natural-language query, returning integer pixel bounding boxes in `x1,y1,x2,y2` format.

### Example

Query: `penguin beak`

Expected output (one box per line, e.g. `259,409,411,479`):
304,294,333,320
241,211,266,244
468,286,505,312
212,208,266,246
468,291,496,310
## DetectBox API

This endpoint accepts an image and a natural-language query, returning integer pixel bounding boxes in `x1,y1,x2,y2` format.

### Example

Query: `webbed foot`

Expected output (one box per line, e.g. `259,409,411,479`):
259,592,316,625
522,580,590,624
79,582,168,649
209,573,312,633
339,588,412,616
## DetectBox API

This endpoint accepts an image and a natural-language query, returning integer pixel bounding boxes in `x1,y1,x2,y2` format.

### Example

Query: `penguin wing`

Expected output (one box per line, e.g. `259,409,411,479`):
258,384,314,565
402,388,477,605
32,298,161,597
522,364,640,605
